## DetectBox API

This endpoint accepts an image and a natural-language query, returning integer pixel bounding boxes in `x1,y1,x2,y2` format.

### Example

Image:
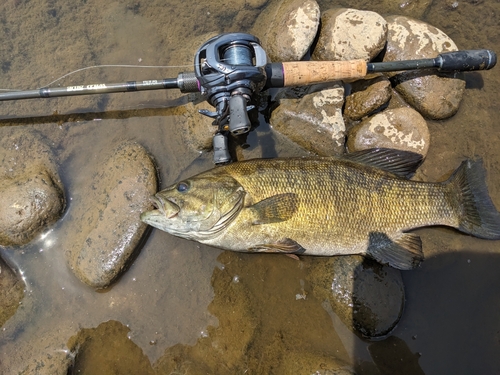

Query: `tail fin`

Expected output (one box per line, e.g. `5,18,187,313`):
448,159,500,239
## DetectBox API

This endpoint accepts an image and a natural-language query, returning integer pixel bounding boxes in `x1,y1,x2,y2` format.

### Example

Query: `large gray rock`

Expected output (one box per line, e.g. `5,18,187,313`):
65,142,157,289
384,15,466,120
252,0,320,62
0,129,65,247
270,83,346,156
312,8,387,62
307,255,405,338
347,107,430,158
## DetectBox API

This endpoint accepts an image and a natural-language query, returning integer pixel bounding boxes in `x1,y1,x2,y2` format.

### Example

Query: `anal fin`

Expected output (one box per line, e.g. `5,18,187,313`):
367,232,423,270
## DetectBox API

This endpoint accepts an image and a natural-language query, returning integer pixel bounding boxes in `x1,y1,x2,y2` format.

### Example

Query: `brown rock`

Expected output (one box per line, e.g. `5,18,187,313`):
252,0,320,62
0,129,65,247
65,142,157,289
270,83,346,155
312,8,387,62
344,77,392,121
0,167,65,247
384,15,465,119
347,107,430,158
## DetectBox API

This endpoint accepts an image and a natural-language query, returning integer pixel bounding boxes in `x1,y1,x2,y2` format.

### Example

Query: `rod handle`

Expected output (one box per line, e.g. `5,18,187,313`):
437,49,497,71
280,60,367,87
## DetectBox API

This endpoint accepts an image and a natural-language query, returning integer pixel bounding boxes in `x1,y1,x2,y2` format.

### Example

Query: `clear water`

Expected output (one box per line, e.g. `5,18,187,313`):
0,0,499,374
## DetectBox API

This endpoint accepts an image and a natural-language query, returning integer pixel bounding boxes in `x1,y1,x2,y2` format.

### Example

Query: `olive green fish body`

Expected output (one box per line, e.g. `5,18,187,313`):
141,149,500,270
206,158,454,254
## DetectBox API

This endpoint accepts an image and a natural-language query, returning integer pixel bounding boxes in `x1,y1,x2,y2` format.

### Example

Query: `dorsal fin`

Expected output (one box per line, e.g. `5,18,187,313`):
342,148,423,178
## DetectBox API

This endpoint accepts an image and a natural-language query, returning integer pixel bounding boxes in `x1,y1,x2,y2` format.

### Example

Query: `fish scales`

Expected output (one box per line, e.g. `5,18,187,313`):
141,149,500,270
219,157,454,254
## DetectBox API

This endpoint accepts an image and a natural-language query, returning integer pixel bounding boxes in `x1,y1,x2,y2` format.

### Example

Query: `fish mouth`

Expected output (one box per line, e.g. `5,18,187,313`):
151,195,180,219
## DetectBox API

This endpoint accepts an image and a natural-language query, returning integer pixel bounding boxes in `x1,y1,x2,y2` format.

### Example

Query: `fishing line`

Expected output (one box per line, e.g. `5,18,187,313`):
0,62,202,92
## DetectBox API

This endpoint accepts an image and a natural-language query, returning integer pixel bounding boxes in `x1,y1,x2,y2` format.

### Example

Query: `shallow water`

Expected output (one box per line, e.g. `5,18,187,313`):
0,0,499,374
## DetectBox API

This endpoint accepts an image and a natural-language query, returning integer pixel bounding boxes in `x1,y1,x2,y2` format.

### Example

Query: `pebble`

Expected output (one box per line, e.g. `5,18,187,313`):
312,8,387,62
270,83,346,156
347,107,430,158
0,129,65,247
383,15,465,120
64,141,157,289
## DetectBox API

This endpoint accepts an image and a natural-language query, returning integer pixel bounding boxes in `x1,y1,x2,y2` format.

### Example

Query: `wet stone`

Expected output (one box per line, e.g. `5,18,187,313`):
65,142,157,289
270,83,346,156
252,0,320,62
0,129,65,247
306,255,405,338
312,8,387,62
384,15,465,120
346,107,430,158
0,256,24,328
67,320,155,374
344,77,392,122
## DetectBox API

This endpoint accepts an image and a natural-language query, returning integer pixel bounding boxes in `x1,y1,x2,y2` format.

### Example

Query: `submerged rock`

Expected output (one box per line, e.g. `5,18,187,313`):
347,107,430,157
65,142,157,289
270,83,346,156
384,15,465,119
252,0,320,62
155,251,354,374
0,256,24,328
0,129,65,247
306,255,405,338
312,8,387,62
68,320,155,374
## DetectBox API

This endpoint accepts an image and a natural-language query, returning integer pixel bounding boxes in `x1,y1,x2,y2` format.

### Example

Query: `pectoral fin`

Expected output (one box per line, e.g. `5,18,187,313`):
367,232,423,270
249,238,305,254
250,193,298,225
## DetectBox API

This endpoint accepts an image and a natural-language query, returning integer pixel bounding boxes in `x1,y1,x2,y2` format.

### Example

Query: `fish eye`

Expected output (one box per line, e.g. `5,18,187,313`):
176,181,190,193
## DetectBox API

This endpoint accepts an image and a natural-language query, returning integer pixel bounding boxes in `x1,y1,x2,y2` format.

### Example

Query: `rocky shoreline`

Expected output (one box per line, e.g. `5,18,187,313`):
0,0,481,373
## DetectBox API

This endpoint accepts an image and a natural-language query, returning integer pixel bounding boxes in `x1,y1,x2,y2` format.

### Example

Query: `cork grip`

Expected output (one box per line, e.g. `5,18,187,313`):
282,60,367,86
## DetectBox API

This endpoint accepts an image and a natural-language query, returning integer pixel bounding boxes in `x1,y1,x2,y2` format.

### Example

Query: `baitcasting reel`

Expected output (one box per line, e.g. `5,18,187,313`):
193,33,267,164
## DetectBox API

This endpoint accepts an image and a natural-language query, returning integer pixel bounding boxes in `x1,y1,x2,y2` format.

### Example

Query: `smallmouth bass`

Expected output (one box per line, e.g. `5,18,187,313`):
141,148,500,270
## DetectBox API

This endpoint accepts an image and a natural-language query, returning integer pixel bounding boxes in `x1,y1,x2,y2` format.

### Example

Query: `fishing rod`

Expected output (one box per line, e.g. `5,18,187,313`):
0,33,496,164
